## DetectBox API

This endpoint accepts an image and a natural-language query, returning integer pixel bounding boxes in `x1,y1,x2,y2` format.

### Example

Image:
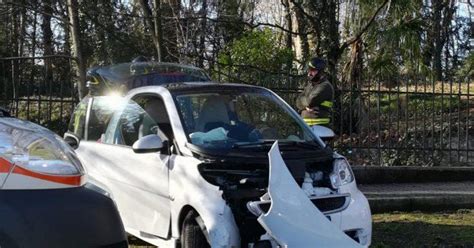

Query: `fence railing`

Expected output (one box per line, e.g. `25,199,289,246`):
271,79,473,166
1,56,473,166
0,56,78,134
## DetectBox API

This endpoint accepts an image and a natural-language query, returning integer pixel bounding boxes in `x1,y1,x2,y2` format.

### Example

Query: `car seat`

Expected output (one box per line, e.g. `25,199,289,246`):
195,96,230,132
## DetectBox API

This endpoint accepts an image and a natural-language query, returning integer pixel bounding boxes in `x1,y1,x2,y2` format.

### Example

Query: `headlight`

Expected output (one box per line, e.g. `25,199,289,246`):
9,136,83,175
0,119,85,188
330,158,354,188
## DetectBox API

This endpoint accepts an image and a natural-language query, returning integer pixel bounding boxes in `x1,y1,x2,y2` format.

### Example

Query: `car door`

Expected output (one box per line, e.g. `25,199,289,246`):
76,97,171,238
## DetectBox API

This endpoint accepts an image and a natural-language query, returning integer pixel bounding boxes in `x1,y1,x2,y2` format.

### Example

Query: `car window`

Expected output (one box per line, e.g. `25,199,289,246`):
103,100,160,146
68,96,89,140
133,95,173,143
87,97,125,141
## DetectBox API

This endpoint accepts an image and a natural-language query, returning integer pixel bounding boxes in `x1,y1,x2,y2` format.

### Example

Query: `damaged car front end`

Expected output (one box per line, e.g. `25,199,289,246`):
171,85,372,247
185,143,371,247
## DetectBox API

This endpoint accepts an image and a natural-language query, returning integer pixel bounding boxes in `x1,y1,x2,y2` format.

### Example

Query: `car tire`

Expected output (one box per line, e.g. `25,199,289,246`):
181,210,210,248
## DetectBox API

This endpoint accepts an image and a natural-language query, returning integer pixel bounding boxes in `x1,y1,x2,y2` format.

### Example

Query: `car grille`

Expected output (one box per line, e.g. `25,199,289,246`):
251,195,349,214
344,230,360,243
311,195,347,213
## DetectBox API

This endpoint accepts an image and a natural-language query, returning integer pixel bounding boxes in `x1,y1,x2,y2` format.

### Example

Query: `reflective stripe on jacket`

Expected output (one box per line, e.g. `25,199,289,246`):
303,118,330,126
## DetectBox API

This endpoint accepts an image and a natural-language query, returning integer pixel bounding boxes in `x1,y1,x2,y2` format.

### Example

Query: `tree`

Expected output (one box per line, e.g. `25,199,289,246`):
138,0,163,61
67,0,87,99
41,0,54,82
217,29,294,87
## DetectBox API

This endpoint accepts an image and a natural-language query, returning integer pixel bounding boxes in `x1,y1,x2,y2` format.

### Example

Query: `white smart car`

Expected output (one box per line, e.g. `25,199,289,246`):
67,82,372,247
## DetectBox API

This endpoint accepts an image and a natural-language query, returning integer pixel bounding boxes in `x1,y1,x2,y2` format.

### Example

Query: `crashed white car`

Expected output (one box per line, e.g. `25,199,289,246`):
66,82,372,247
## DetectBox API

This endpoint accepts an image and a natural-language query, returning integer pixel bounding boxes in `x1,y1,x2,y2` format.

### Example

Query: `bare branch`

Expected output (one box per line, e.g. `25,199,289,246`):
339,0,390,52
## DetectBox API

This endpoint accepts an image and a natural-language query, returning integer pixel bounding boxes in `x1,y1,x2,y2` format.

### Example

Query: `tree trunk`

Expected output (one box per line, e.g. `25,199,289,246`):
282,0,293,50
432,0,443,81
67,0,87,99
429,0,456,81
42,0,54,83
138,0,163,61
294,1,309,64
161,0,180,62
198,0,208,67
153,0,164,61
326,0,340,84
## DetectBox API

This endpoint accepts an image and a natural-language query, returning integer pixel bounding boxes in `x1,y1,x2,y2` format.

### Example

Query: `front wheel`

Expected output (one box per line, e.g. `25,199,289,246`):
181,211,210,248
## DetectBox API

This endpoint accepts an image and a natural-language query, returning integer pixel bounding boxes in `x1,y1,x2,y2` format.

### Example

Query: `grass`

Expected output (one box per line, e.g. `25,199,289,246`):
372,210,474,247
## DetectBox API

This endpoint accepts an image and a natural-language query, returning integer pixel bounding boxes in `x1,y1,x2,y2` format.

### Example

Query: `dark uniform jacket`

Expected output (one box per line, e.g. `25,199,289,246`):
296,76,335,126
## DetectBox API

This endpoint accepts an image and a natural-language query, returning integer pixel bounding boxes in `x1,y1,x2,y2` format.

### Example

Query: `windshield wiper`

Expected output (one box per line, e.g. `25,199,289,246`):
280,140,320,149
232,140,277,148
232,140,320,149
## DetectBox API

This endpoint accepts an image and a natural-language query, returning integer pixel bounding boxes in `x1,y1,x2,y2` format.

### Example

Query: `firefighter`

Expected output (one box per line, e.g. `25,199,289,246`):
296,57,335,127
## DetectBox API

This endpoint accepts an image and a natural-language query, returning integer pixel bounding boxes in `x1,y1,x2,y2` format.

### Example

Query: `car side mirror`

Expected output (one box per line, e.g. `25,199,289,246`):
310,125,335,141
64,132,80,150
132,134,164,153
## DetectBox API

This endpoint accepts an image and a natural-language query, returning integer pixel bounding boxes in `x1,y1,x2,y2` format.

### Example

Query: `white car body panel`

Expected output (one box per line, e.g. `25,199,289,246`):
168,155,240,247
127,227,178,248
0,174,7,186
76,141,170,238
255,142,362,247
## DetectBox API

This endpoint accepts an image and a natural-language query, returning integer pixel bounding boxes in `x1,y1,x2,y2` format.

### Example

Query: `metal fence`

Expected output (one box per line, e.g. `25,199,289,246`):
272,79,473,167
0,56,78,134
1,56,473,166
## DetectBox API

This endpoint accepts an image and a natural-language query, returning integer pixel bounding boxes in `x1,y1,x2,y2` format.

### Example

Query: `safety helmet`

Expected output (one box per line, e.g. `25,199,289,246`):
308,57,326,71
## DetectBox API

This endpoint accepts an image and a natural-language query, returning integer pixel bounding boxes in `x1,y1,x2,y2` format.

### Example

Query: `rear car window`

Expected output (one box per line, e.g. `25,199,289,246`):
68,96,126,141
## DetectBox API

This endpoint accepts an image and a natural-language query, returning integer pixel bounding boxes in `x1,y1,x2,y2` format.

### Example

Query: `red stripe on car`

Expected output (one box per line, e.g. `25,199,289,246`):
11,166,83,186
0,157,13,173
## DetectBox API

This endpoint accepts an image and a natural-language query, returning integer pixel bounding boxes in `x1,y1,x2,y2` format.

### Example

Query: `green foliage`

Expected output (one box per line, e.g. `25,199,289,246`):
359,0,427,81
217,29,294,86
456,52,474,80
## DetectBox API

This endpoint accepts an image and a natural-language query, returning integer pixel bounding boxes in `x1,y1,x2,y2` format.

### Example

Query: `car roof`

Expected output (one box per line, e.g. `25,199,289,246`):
87,61,212,96
162,81,267,92
89,62,209,79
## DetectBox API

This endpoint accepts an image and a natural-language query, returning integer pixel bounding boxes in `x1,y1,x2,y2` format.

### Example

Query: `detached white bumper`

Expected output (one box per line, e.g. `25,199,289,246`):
250,142,364,247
